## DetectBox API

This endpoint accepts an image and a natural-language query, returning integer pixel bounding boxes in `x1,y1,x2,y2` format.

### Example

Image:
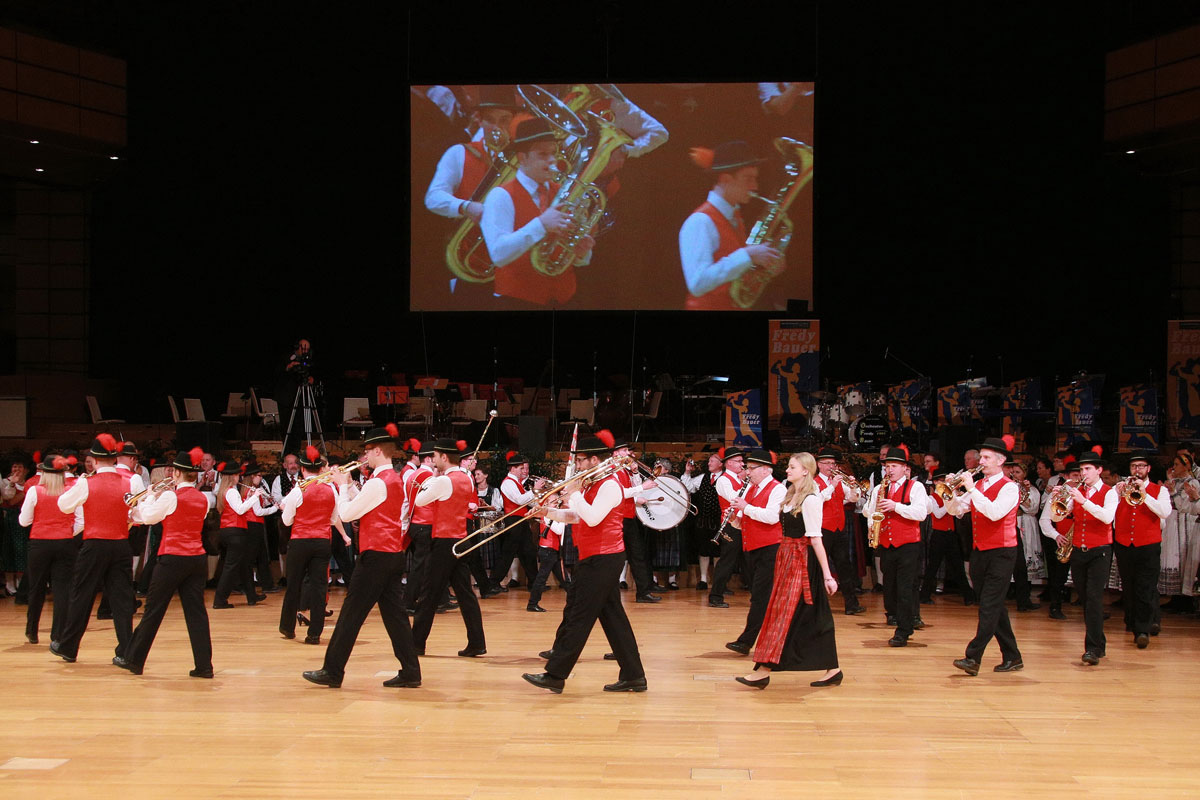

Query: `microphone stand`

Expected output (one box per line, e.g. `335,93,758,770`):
883,347,932,451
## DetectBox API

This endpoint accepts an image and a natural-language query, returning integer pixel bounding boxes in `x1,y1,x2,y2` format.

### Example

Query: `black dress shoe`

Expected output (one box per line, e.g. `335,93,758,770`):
96,610,113,620
480,589,503,599
189,668,214,679
213,601,234,609
886,615,897,626
458,646,486,657
302,669,342,687
538,649,556,660
844,604,866,615
1135,633,1149,649
810,670,844,687
913,618,926,630
708,599,730,608
382,672,421,688
735,674,769,689
603,652,617,660
668,582,679,590
253,593,268,602
619,581,628,590
507,580,522,589
263,586,282,593
25,632,38,644
49,642,75,662
522,672,564,693
871,585,884,594
296,612,309,627
993,659,1023,672
496,584,509,593
887,636,908,647
304,636,321,645
112,656,142,675
279,628,295,640
635,594,662,603
953,657,980,676
1049,607,1067,620
1150,622,1161,635
1081,651,1100,666
696,580,708,590
1017,601,1042,611
725,641,751,655
526,604,547,613
604,676,647,692
324,609,333,617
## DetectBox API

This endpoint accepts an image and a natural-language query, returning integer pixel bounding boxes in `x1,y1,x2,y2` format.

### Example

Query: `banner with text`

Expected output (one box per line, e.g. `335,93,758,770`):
1167,320,1200,440
937,384,969,426
726,389,764,449
887,378,931,434
1118,383,1160,452
1056,375,1105,450
767,319,819,436
1001,378,1042,453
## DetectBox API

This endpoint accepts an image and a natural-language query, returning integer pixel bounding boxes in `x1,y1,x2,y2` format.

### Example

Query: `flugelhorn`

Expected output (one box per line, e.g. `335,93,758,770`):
932,468,984,502
296,459,368,489
124,476,177,507
1048,479,1083,522
1118,476,1145,506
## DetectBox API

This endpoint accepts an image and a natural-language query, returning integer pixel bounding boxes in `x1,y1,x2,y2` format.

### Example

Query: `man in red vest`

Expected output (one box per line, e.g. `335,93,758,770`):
725,449,785,655
278,446,337,644
1038,456,1080,619
303,426,422,689
424,85,519,222
678,140,782,310
1112,450,1171,648
949,436,1024,676
814,447,865,614
480,118,592,307
1060,447,1118,665
708,447,746,608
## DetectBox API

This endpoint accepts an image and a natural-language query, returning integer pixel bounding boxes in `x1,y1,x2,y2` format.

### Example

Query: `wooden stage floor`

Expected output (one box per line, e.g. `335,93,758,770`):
2,584,1199,799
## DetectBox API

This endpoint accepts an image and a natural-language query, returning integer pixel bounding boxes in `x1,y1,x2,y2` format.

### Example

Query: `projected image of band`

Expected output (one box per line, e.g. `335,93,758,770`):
409,82,814,312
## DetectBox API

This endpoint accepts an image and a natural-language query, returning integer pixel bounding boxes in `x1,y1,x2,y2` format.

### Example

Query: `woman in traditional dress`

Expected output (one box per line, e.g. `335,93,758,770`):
1011,461,1047,602
1159,453,1200,612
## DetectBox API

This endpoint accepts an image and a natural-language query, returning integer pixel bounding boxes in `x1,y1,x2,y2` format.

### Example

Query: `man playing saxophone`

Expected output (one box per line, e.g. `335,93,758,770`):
1038,457,1079,620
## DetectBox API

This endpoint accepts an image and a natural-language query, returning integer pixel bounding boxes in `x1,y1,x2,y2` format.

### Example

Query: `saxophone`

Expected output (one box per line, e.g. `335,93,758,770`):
732,137,814,309
869,475,888,549
1056,524,1074,563
443,126,516,284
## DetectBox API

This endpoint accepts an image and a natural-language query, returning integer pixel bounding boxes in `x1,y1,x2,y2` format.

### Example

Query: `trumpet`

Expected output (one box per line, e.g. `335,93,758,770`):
1048,479,1083,522
1118,476,1145,506
124,476,177,507
932,468,984,502
296,459,369,489
453,454,633,558
827,467,863,495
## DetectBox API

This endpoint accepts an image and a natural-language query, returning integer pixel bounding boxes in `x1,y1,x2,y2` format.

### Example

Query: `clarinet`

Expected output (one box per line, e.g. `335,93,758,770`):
710,474,752,545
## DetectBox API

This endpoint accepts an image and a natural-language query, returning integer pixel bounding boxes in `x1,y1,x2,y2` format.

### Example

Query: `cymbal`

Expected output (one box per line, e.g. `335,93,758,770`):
809,391,837,403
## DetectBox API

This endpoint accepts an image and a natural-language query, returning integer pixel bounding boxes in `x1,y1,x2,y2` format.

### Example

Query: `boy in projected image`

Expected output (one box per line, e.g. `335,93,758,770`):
679,140,783,310
480,118,593,308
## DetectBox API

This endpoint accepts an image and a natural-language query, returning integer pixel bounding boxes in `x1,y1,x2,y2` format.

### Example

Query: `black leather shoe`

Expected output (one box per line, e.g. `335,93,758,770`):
96,609,113,620
526,604,547,613
324,609,333,617
603,652,616,660
1081,651,1100,666
1150,622,1161,635
886,615,897,626
953,657,980,676
844,604,866,615
296,612,309,627
213,601,234,609
538,649,556,660
635,594,662,603
603,676,647,692
696,580,708,590
112,656,142,675
302,669,342,687
887,636,908,647
506,580,522,589
993,659,1023,673
303,636,321,645
480,589,503,599
25,633,37,644
382,672,421,688
263,586,282,594
1049,607,1067,620
49,642,75,662
1017,601,1042,611
619,581,627,590
189,668,214,679
735,674,769,689
810,670,844,687
708,599,729,608
668,582,679,590
253,593,268,602
522,672,564,693
280,628,295,640
458,646,486,657
725,641,750,655
913,618,926,630
1135,633,1149,649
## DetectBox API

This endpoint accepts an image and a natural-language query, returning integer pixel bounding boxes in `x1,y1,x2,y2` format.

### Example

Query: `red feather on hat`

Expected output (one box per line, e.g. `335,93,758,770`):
769,450,778,464
1062,455,1076,466
406,438,421,452
97,433,118,452
149,458,157,466
456,440,467,452
118,441,129,453
52,456,68,470
688,146,714,169
717,447,726,459
1092,445,1103,456
596,429,615,449
1001,434,1015,452
187,447,204,467
506,450,517,461
216,461,227,472
33,450,41,463
239,464,247,475
306,445,321,462
66,455,78,466
385,423,399,438
897,443,910,459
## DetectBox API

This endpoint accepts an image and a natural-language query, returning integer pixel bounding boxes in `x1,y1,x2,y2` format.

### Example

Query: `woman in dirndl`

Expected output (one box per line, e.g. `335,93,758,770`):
1011,461,1047,592
1160,453,1200,611
736,452,841,689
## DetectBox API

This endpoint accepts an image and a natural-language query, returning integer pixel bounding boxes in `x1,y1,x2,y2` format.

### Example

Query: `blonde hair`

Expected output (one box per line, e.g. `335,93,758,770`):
215,473,238,514
783,452,818,516
39,470,65,497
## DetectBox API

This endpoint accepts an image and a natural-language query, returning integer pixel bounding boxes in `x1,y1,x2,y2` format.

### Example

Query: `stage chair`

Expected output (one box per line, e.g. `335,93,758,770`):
86,395,124,428
565,399,594,426
341,396,374,441
254,392,281,430
632,391,663,434
220,392,250,422
183,397,206,422
167,396,181,423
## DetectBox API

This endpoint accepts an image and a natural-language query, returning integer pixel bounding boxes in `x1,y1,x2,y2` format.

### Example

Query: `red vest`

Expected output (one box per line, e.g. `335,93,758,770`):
815,474,845,531
502,474,530,518
616,467,636,519
457,142,492,200
538,519,561,551
31,485,74,540
219,488,249,530
359,468,407,553
879,479,921,547
929,493,956,531
432,468,474,539
291,483,336,540
574,476,625,560
969,476,1018,551
1071,482,1115,550
1113,482,1163,547
493,178,575,305
81,471,131,540
741,478,783,552
716,471,743,522
407,465,436,526
685,202,746,311
159,486,208,557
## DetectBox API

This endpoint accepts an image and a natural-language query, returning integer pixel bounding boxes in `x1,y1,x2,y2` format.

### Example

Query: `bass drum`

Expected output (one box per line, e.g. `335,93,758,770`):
849,414,891,451
636,474,691,531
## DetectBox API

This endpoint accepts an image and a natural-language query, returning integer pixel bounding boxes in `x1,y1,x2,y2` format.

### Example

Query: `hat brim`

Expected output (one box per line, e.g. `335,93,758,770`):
711,156,766,171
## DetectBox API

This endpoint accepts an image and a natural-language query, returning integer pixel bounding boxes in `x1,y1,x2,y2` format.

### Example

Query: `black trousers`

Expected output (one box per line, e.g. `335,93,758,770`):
214,528,256,604
58,538,135,659
137,525,162,594
880,541,920,638
621,517,654,596
124,554,212,672
405,523,434,609
321,550,421,682
528,545,564,607
546,551,644,682
1041,534,1070,609
463,545,494,594
412,538,486,651
490,520,537,588
1011,535,1031,604
1070,545,1112,655
280,537,331,639
247,521,276,591
734,544,779,647
965,546,1021,663
820,527,859,611
330,527,355,583
1115,541,1160,636
922,529,973,601
708,528,744,603
25,538,77,642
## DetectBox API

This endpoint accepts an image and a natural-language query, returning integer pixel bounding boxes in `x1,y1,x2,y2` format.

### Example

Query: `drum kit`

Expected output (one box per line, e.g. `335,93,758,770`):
806,389,891,450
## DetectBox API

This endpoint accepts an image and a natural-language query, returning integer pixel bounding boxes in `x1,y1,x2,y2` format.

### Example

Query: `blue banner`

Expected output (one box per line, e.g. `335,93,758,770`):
726,389,763,448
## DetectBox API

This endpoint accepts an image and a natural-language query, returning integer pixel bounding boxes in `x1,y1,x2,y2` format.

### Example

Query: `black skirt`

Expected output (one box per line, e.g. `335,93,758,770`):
756,544,839,672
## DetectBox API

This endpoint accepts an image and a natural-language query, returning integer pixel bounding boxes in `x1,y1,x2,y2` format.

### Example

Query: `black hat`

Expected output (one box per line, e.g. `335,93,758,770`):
815,447,841,461
719,446,744,462
1062,455,1081,472
1077,445,1104,467
977,436,1014,461
610,435,633,451
576,429,616,455
434,438,468,454
691,140,764,172
744,449,778,467
1127,450,1152,466
505,450,529,466
512,118,556,149
89,434,121,458
418,440,436,456
218,460,242,475
882,445,911,464
37,453,70,473
117,441,139,458
171,447,205,472
299,445,325,470
476,84,518,110
364,423,400,446
242,462,262,476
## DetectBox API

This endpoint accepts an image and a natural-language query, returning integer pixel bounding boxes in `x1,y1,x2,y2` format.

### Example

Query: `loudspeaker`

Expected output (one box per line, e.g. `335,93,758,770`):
518,415,547,454
176,421,223,453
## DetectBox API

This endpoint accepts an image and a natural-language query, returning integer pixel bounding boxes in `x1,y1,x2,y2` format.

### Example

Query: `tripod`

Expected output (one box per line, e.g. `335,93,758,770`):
282,381,325,455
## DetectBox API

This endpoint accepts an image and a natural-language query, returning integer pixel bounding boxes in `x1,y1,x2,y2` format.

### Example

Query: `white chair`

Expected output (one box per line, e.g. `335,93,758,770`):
566,399,594,425
221,392,251,421
86,395,124,425
183,398,206,422
341,396,374,440
167,396,181,423
258,397,281,429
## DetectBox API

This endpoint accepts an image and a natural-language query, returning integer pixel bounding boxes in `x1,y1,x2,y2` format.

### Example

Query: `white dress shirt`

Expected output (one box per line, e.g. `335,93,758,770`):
224,487,263,517
425,143,497,218
280,483,340,528
545,478,623,527
19,485,85,533
678,190,754,297
57,465,121,514
415,466,471,506
480,169,593,270
335,463,393,523
136,482,214,526
740,475,787,525
948,472,1019,521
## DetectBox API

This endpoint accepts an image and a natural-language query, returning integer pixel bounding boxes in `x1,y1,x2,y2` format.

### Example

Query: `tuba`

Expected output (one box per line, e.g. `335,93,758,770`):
732,137,814,309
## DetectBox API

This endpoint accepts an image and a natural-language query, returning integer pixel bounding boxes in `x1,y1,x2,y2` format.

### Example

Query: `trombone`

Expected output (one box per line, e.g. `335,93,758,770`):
452,454,633,558
296,459,369,489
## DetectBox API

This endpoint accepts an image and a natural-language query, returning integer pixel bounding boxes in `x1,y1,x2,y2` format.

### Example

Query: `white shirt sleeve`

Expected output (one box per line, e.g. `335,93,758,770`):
1039,500,1061,539
415,474,453,506
679,211,753,297
1141,483,1173,520
501,477,535,507
891,481,930,522
17,488,37,527
801,492,823,536
609,99,669,158
425,144,468,218
1078,486,1119,525
964,481,1019,522
280,486,304,526
680,472,702,492
136,490,178,526
57,476,89,513
481,184,546,267
928,493,948,519
225,488,258,515
336,477,386,523
565,478,623,527
715,473,739,503
742,482,787,525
